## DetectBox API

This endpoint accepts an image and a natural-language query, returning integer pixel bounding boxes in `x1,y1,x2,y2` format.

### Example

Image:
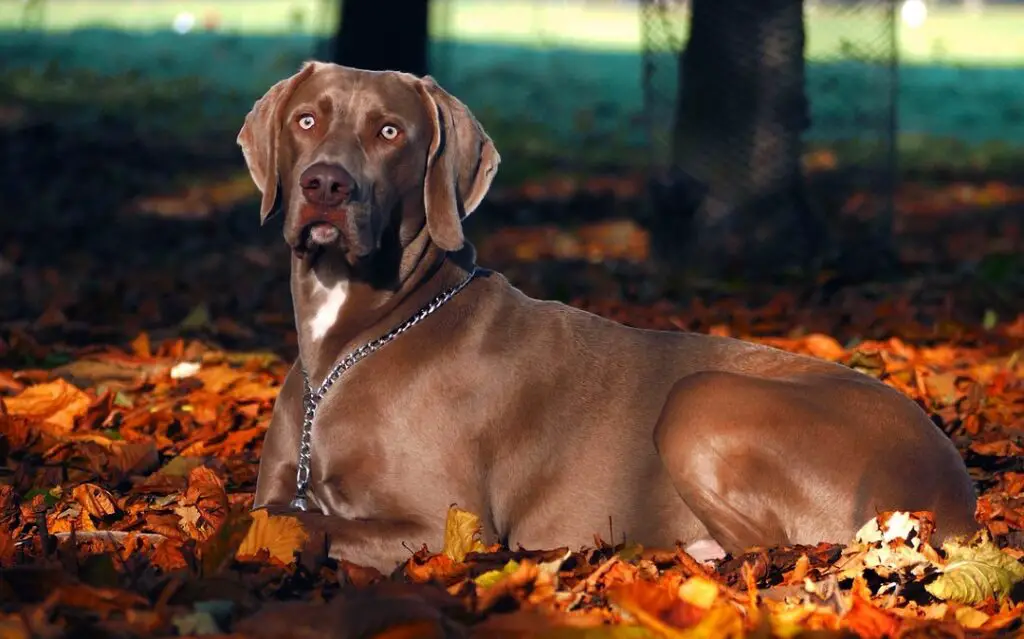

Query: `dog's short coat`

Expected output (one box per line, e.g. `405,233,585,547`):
237,61,978,572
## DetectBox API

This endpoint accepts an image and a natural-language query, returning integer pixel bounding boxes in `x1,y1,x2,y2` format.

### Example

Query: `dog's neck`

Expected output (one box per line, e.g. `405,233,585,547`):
289,224,475,386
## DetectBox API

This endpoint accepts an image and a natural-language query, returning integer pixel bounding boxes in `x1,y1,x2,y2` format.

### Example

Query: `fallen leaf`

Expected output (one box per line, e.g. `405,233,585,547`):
954,606,990,629
803,333,846,361
130,333,152,359
174,466,229,542
235,509,307,565
841,580,902,639
476,560,521,589
926,535,1024,604
442,504,486,563
71,483,119,520
1,379,91,432
677,575,720,609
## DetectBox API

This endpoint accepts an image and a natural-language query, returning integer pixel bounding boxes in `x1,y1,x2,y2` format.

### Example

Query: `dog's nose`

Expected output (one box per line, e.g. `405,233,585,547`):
299,163,355,207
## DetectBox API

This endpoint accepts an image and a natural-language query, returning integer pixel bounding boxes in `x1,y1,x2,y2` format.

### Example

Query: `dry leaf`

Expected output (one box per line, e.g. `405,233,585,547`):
235,509,308,564
174,466,228,542
71,483,119,519
2,379,91,432
442,504,486,563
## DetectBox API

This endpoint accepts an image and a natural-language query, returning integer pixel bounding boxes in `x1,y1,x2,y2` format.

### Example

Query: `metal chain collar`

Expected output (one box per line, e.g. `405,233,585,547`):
289,267,479,511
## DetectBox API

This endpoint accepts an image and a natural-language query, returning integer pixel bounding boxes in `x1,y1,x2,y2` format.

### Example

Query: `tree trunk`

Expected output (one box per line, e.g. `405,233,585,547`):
667,0,821,277
332,0,430,77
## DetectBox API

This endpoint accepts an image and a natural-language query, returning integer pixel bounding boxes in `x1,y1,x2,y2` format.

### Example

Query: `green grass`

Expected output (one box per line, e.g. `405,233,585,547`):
2,0,1024,64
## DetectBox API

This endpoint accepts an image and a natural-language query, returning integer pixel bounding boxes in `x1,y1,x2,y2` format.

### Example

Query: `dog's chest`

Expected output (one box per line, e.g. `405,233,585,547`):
301,367,470,519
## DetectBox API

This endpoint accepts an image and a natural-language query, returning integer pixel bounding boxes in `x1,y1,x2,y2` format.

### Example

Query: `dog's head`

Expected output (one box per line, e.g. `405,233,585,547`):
237,61,500,262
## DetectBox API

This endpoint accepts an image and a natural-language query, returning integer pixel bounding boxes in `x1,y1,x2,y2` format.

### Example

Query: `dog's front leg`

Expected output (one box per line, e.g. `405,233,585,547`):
253,361,305,510
291,510,431,574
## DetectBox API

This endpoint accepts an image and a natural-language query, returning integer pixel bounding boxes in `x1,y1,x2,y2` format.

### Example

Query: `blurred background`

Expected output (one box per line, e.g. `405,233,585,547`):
0,0,1021,355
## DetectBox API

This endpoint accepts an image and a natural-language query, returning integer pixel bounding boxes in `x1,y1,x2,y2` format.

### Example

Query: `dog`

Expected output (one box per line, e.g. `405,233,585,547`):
237,61,978,572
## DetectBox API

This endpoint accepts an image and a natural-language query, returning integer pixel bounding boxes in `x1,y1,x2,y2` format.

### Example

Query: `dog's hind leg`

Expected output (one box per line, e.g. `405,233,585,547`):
651,371,809,555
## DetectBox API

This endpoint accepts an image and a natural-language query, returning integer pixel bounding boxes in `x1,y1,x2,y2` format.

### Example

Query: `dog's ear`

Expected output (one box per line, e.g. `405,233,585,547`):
237,61,320,225
415,76,501,252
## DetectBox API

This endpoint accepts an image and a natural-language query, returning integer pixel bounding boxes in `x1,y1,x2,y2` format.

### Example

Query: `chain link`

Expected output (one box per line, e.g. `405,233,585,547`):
288,267,479,511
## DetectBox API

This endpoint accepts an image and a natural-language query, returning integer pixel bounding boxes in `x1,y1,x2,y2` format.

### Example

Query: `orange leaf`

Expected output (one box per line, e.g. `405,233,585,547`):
130,332,152,358
235,509,308,564
226,380,280,404
150,538,190,572
803,333,846,361
841,581,901,639
1,379,91,432
971,439,1024,458
405,551,466,585
194,365,248,393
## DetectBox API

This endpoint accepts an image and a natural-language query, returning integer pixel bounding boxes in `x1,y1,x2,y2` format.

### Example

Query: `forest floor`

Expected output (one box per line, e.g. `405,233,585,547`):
1,165,1023,636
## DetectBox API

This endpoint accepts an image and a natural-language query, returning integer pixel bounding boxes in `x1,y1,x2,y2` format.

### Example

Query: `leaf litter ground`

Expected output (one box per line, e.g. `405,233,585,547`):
1,189,1024,638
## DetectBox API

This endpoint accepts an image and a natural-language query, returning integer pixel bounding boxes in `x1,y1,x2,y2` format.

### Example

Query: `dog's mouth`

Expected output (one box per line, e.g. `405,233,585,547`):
307,222,340,246
294,221,342,256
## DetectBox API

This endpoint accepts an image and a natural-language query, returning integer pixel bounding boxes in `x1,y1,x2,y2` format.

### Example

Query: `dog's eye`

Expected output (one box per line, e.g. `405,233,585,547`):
298,114,316,130
380,124,400,141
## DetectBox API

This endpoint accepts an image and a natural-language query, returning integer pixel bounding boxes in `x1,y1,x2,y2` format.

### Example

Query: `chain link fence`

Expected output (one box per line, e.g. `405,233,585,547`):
639,0,899,268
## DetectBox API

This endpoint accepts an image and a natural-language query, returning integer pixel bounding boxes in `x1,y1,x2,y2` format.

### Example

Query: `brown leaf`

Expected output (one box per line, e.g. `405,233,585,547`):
53,583,150,617
150,537,190,572
0,530,17,567
71,483,120,520
50,356,168,389
174,466,228,542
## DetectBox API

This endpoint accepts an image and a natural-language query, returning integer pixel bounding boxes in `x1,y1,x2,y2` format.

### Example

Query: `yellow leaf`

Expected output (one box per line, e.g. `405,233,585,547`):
1,379,91,432
235,509,308,564
677,576,720,609
475,560,521,589
442,504,486,563
954,606,990,629
687,604,745,639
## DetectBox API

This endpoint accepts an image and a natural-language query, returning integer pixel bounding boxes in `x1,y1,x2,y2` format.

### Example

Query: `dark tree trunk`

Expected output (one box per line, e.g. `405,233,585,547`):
332,0,430,77
667,0,822,278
